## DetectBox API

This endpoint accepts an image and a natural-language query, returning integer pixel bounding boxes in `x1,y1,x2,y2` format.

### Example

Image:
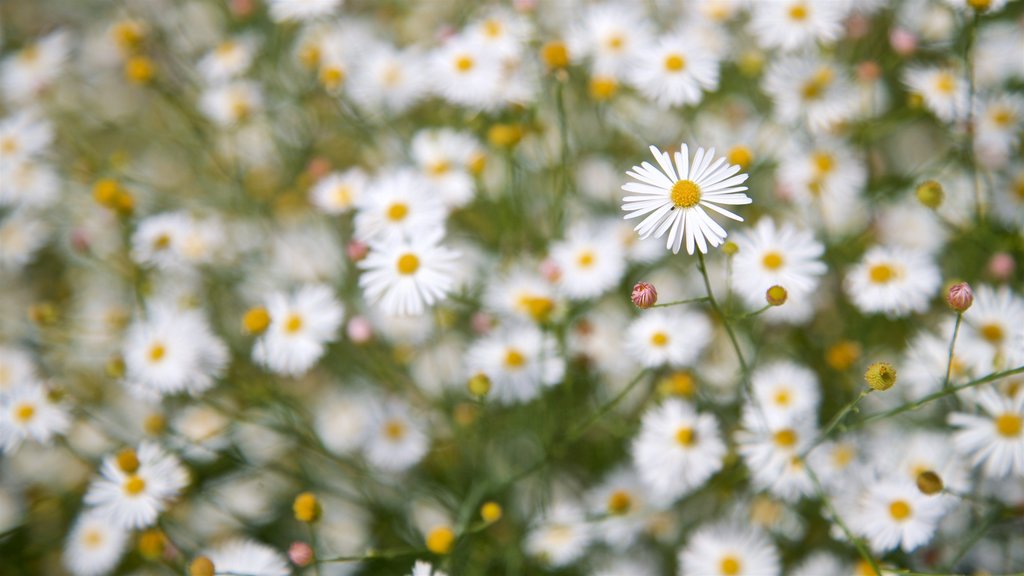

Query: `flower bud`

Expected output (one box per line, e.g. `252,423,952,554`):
468,373,491,398
631,282,658,309
480,501,503,523
864,362,897,392
915,180,943,209
346,316,373,343
916,470,944,495
292,492,320,523
540,41,569,70
426,526,455,555
116,448,140,473
946,282,974,313
189,557,215,576
242,306,270,334
137,529,166,560
967,0,991,11
288,542,314,566
722,240,739,255
987,252,1015,281
346,240,369,262
766,285,788,306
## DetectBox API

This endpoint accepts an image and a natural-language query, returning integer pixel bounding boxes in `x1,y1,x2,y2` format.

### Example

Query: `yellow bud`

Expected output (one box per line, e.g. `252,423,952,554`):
143,412,166,436
116,448,140,473
588,75,617,101
722,241,739,256
766,285,788,306
93,179,120,207
425,526,455,555
106,356,126,379
480,501,502,523
487,124,523,148
540,41,570,70
125,56,155,84
864,362,897,391
826,341,861,371
915,180,944,209
468,373,491,398
916,470,944,495
292,491,321,523
967,0,991,11
189,556,215,576
242,307,271,334
137,529,166,560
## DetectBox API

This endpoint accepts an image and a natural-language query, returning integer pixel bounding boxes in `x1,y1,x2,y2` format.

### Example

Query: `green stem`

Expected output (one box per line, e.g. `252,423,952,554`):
696,251,754,401
553,77,571,234
729,303,773,321
942,313,963,394
964,12,983,220
802,389,872,458
317,547,422,564
803,461,881,576
308,523,323,576
649,296,710,308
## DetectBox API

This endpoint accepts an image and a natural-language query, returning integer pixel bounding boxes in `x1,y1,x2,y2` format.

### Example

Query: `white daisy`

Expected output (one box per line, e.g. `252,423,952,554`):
131,212,225,270
0,346,36,395
748,0,845,53
625,309,712,368
568,2,653,78
524,501,593,568
851,478,947,553
429,35,506,111
736,414,818,502
586,467,656,549
0,210,49,271
0,111,53,164
268,0,342,22
975,95,1024,168
314,391,372,457
203,539,290,576
198,80,263,127
63,511,129,576
465,324,564,405
845,246,941,318
631,399,726,504
0,30,70,104
253,284,344,376
84,442,189,529
904,66,967,123
358,230,460,316
731,217,826,310
349,45,428,114
679,522,781,576
309,168,368,215
960,285,1024,371
483,265,560,323
628,35,720,108
0,382,70,453
196,38,256,83
363,398,429,473
763,55,859,133
776,142,868,235
550,222,626,301
750,361,821,424
122,305,228,397
410,560,448,576
621,144,751,255
411,128,483,209
949,389,1024,478
354,169,447,243
0,159,60,209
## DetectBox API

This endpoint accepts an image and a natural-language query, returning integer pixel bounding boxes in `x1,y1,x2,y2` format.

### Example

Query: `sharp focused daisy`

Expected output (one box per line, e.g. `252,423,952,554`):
621,144,751,254
679,522,781,576
84,442,189,529
252,284,344,376
358,230,460,316
845,246,941,318
949,389,1024,478
631,399,726,503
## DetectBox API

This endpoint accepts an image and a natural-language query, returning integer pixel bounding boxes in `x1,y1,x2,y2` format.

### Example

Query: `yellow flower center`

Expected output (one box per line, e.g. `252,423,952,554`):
934,72,956,95
482,19,502,38
663,53,686,72
670,180,701,208
773,389,791,406
995,413,1022,437
663,371,696,397
980,323,1004,344
396,253,420,275
577,250,595,268
812,152,835,175
386,202,409,222
152,233,171,250
320,66,345,89
148,343,166,363
607,490,633,514
720,555,743,575
518,295,555,322
605,34,624,51
116,449,140,473
83,528,105,549
762,251,784,270
727,145,752,169
889,499,912,521
589,76,618,101
0,137,17,155
332,185,352,206
650,331,669,347
504,348,526,368
428,160,450,176
384,419,406,440
868,263,897,284
242,307,270,334
801,68,834,100
14,403,35,423
454,55,474,72
773,428,798,448
284,313,303,334
123,474,146,495
991,107,1015,127
675,426,697,446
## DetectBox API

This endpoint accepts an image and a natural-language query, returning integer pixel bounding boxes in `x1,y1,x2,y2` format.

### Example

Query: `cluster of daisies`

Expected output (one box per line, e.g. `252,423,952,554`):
2,0,1024,575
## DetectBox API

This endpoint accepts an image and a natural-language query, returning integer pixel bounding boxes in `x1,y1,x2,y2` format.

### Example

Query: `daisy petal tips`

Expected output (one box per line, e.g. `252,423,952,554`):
621,143,751,255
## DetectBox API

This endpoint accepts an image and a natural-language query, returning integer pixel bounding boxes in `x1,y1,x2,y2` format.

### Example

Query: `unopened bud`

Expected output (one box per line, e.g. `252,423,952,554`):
864,362,897,391
292,492,320,523
915,180,943,209
480,501,503,523
722,241,739,256
540,41,569,70
189,557,215,576
967,0,991,12
346,316,373,344
766,285,788,306
946,282,974,313
916,470,944,495
137,529,166,560
242,307,270,334
631,282,658,309
987,252,1015,281
288,542,314,566
116,448,140,473
426,526,455,555
346,240,369,262
468,373,491,397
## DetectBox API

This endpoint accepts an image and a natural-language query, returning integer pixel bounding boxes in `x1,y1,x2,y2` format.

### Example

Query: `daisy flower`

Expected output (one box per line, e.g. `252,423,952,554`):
748,0,845,53
549,222,626,301
253,284,344,376
851,478,947,553
483,265,559,323
122,305,228,397
0,382,70,453
625,308,712,368
84,442,189,529
411,128,483,209
731,218,826,309
524,501,593,568
763,56,859,133
621,144,751,255
62,511,129,576
568,2,653,78
0,111,53,163
586,467,657,548
309,168,368,215
314,391,372,456
0,346,36,394
904,66,967,123
268,0,342,22
679,522,781,576
349,45,428,114
203,539,290,576
196,38,256,83
0,210,50,271
362,398,429,473
750,361,821,424
410,561,449,576
0,159,60,210
429,36,506,111
628,35,720,108
631,399,726,503
776,141,868,235
844,246,941,318
354,170,447,242
198,80,263,127
960,285,1024,371
736,414,818,502
358,230,460,316
949,389,1024,478
0,30,70,104
975,95,1024,167
465,324,565,405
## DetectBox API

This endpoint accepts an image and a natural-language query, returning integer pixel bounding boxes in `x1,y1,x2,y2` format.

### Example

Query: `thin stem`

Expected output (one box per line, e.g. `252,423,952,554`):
307,523,323,576
942,313,963,394
553,77,571,234
850,364,1024,430
964,11,983,220
730,303,773,321
802,389,872,458
649,296,710,308
696,251,754,400
803,461,881,576
317,547,422,564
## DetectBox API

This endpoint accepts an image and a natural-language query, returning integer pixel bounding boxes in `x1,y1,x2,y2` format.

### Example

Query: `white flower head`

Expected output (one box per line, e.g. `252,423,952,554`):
0,382,70,453
84,442,189,529
253,284,344,376
359,230,460,316
679,522,781,576
625,308,712,368
204,539,290,576
466,324,565,405
63,511,129,576
123,306,228,397
845,246,940,318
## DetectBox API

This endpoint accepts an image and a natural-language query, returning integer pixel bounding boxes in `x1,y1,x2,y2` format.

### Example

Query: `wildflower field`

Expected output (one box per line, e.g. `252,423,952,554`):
2,0,1024,575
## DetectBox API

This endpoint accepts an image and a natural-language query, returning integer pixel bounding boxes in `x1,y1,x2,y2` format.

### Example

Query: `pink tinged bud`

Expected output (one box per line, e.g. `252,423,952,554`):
890,28,917,56
846,14,871,39
857,61,881,83
513,0,537,12
70,229,91,253
346,240,369,262
988,252,1015,281
346,316,373,344
288,542,314,567
230,0,254,17
306,157,331,181
540,259,561,283
631,282,658,309
471,312,494,334
946,282,974,312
